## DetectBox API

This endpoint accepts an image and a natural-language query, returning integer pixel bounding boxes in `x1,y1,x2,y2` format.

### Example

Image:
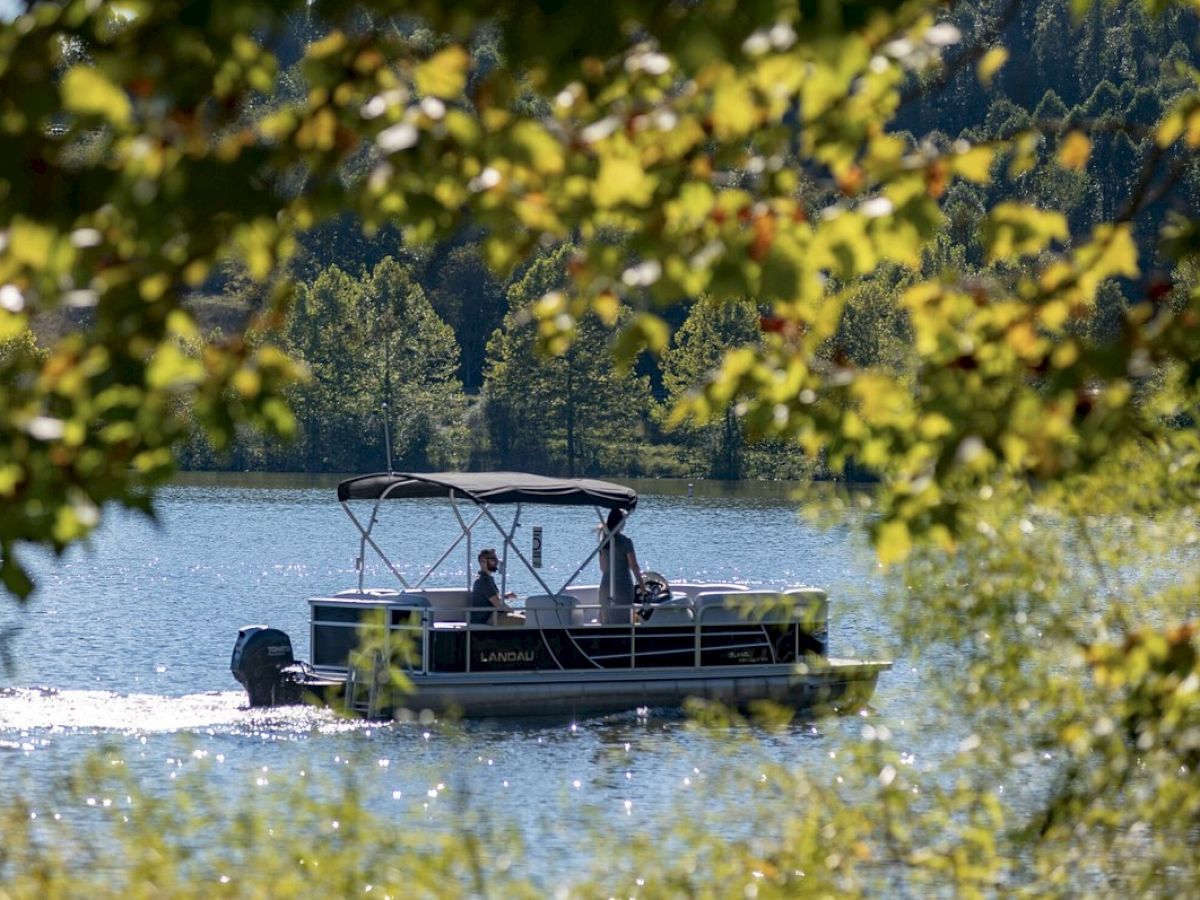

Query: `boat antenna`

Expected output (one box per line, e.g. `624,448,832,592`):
382,318,394,475
382,401,393,475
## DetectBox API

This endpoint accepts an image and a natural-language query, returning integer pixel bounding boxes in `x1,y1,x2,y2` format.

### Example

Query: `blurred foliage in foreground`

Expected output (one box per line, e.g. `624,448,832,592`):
2,0,1200,893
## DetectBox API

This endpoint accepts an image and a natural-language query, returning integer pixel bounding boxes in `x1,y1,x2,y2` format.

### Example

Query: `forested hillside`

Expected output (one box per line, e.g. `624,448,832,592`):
171,0,1198,478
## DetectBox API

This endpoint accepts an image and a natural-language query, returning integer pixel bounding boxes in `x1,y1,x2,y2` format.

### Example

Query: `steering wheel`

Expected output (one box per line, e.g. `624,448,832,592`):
635,571,671,621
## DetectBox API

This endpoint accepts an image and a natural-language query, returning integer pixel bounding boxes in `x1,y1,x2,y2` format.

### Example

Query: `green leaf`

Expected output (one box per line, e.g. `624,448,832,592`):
592,147,656,209
62,66,132,127
976,47,1008,87
1,549,33,600
510,121,565,175
951,146,994,183
981,202,1069,262
415,46,469,99
612,312,669,370
875,519,912,566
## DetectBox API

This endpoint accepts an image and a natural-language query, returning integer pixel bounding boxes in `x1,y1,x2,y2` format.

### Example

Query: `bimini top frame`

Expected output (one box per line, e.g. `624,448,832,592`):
337,471,639,596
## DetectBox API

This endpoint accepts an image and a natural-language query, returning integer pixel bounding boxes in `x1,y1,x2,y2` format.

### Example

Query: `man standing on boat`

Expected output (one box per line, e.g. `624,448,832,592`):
471,548,516,625
598,509,646,625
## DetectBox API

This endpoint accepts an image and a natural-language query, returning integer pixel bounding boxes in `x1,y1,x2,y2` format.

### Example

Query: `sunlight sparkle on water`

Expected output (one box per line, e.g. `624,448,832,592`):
0,687,345,735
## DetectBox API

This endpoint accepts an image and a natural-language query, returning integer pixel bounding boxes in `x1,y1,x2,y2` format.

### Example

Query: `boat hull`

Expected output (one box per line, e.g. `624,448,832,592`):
318,658,888,719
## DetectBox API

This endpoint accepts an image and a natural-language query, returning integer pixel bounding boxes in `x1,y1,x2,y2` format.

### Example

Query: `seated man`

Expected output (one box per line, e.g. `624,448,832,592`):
470,548,516,625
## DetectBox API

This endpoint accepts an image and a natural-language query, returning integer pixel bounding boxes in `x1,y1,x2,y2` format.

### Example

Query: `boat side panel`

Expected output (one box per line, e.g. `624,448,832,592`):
425,623,816,673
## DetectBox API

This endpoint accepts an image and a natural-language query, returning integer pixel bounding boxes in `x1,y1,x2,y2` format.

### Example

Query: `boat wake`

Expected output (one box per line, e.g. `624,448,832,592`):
0,686,352,737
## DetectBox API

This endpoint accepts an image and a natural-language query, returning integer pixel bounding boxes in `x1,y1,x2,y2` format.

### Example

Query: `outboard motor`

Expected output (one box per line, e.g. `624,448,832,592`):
231,626,307,707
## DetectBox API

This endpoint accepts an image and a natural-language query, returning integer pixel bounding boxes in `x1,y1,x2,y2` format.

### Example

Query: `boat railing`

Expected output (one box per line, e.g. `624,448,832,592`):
311,589,828,676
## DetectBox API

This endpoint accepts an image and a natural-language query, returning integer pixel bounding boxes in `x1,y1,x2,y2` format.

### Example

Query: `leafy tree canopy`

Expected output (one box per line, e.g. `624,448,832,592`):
2,0,1200,889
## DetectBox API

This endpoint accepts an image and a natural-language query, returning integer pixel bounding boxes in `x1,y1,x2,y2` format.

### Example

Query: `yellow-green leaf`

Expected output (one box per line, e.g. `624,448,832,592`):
982,202,1068,262
62,66,132,127
977,47,1008,87
305,30,346,60
1058,131,1092,171
0,309,29,341
415,46,469,99
146,343,204,390
593,292,619,326
593,149,656,209
612,313,669,370
712,76,758,140
876,519,912,566
9,218,57,268
510,121,565,175
0,464,22,497
951,145,994,183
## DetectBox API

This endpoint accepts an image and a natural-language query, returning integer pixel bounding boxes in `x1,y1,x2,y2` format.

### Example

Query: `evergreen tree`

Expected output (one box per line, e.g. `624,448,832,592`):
426,244,507,394
282,257,466,472
484,245,651,476
659,296,761,479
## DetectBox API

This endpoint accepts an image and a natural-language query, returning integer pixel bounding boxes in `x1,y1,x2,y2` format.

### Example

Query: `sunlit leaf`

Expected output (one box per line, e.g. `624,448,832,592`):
1057,131,1092,171
982,202,1069,262
62,66,132,127
950,145,994,183
510,121,566,175
592,147,656,208
415,45,469,99
976,47,1008,87
875,519,912,566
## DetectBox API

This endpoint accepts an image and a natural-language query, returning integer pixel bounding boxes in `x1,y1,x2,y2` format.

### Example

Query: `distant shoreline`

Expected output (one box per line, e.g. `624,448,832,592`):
169,470,878,497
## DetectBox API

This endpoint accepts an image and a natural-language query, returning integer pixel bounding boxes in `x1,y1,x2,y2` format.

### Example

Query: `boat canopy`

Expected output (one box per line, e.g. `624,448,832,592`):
337,471,638,512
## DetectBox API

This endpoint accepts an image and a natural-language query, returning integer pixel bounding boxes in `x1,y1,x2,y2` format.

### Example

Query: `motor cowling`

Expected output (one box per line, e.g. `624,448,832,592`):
231,626,305,707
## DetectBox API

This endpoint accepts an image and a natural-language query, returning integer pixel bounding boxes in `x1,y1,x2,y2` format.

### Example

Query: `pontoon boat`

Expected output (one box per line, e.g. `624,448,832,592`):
231,472,890,719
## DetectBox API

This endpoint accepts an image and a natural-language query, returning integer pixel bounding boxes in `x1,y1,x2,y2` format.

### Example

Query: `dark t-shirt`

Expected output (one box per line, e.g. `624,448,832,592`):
598,532,636,605
470,572,499,625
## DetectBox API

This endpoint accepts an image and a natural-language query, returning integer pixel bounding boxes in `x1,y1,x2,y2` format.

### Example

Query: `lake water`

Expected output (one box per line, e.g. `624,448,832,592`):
0,475,937,888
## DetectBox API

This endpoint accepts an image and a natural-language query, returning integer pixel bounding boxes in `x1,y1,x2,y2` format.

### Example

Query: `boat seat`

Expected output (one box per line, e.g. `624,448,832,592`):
394,593,431,610
695,590,796,625
642,596,694,626
525,594,588,628
421,588,475,623
784,588,828,633
667,583,748,601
